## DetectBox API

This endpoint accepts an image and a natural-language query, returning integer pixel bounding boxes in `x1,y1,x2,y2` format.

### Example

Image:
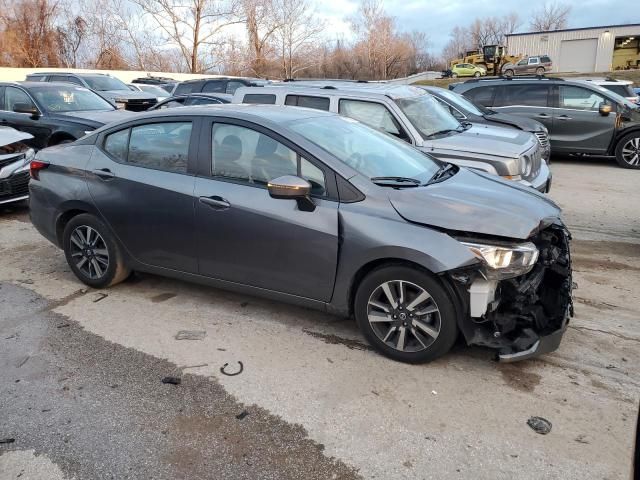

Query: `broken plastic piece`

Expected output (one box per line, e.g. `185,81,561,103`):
220,361,244,376
161,376,181,385
527,416,552,434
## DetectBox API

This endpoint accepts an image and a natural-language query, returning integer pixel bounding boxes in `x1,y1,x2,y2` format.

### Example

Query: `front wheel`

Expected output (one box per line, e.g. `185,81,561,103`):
354,265,458,363
504,69,514,78
615,132,640,168
451,72,458,78
474,71,481,77
63,213,130,288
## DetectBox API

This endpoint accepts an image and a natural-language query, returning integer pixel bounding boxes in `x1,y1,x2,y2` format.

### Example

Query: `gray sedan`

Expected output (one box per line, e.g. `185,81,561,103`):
28,105,573,363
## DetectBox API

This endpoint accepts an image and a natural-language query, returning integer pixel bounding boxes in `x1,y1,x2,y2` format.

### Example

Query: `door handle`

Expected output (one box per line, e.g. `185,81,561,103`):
536,113,550,118
556,115,572,121
199,195,230,210
92,168,115,179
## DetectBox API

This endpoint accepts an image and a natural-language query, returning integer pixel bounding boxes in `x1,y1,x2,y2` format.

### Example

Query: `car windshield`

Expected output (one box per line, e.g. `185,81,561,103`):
435,89,486,116
287,115,439,183
395,94,462,138
591,85,638,109
31,86,115,112
83,75,129,91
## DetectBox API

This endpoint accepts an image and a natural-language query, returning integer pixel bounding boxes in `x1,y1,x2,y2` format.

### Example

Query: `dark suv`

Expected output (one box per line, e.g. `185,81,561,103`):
453,77,640,168
26,72,157,111
173,77,269,96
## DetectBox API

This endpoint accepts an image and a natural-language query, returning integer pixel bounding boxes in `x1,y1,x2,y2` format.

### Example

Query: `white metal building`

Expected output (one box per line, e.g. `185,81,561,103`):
505,24,640,73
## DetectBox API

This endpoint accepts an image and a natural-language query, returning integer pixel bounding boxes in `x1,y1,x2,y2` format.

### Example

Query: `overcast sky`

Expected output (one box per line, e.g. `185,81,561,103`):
314,0,638,52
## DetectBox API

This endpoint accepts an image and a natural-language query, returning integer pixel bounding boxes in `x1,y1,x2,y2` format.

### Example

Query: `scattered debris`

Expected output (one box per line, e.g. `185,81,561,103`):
326,358,334,364
527,416,552,435
605,364,617,370
371,390,380,396
0,438,16,444
424,436,436,442
220,361,244,376
4,333,18,340
175,330,206,341
15,355,29,368
41,409,51,413
161,376,181,385
235,410,249,420
56,323,70,329
217,348,226,352
17,279,34,284
431,390,438,395
574,434,589,444
93,293,108,303
180,363,208,371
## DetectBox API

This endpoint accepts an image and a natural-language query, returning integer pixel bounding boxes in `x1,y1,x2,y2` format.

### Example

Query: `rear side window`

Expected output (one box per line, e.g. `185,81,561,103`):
339,99,402,136
498,84,550,107
173,83,194,96
202,81,225,93
558,86,610,111
103,122,192,173
464,86,496,107
541,56,552,63
187,97,223,106
242,94,276,105
225,81,245,94
285,95,330,111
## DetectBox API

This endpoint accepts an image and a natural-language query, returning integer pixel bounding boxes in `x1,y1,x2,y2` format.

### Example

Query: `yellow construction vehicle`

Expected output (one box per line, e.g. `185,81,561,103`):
450,45,521,76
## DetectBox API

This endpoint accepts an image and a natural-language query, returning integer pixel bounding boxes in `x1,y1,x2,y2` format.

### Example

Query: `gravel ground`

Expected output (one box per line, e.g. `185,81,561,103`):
0,155,638,479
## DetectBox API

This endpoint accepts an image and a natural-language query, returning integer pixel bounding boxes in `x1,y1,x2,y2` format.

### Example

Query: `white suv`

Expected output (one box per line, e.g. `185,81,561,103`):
575,78,639,104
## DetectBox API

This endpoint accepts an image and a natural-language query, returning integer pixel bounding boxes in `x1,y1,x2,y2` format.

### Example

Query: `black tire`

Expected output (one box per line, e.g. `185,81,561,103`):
63,213,130,288
354,265,458,363
504,69,514,78
451,73,458,78
615,131,640,169
474,71,481,77
535,67,545,75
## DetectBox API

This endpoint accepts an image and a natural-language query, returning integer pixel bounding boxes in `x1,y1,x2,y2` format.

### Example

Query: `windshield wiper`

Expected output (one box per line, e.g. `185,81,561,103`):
370,176,421,188
426,163,457,185
423,125,465,139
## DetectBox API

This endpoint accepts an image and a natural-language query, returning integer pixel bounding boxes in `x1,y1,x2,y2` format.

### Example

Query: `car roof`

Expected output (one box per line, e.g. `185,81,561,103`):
242,82,425,100
0,81,90,88
132,104,336,123
27,72,114,78
572,78,633,86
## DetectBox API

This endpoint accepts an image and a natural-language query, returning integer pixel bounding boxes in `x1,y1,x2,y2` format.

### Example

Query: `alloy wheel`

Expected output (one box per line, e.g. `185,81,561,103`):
69,225,110,280
621,137,640,166
367,280,441,353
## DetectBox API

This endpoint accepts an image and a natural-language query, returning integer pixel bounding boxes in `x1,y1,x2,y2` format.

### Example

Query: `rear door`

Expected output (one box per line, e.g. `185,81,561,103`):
193,118,339,301
551,85,616,154
493,83,554,131
86,117,199,272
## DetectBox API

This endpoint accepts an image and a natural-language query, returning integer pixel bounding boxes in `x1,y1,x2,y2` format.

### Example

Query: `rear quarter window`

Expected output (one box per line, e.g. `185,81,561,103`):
284,95,330,111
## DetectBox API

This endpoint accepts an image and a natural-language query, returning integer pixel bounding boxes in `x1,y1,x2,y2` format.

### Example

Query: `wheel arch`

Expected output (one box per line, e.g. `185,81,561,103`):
609,126,640,156
55,201,100,246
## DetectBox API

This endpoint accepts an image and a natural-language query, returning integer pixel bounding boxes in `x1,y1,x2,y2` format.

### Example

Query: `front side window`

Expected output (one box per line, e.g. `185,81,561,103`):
4,87,35,112
339,99,406,138
394,94,461,139
202,81,225,93
517,59,527,66
174,83,193,96
559,86,610,111
529,58,539,64
465,86,496,107
287,115,439,183
211,123,325,194
104,122,192,173
500,85,550,107
285,95,330,111
31,86,115,112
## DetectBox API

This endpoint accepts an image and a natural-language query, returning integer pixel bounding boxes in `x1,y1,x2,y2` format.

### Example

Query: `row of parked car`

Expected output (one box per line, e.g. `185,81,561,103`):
1,70,636,363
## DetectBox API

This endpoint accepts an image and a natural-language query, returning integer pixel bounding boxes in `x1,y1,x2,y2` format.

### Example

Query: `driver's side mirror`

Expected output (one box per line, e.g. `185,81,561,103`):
13,103,39,118
267,175,315,212
599,104,613,116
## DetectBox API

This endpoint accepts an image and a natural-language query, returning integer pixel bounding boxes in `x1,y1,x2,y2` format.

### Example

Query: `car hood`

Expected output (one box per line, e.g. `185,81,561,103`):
0,127,33,147
484,112,546,133
53,109,135,127
388,168,561,240
426,124,536,158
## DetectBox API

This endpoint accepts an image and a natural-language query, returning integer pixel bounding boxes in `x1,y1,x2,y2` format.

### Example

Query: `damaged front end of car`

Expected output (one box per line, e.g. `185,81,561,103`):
448,223,573,362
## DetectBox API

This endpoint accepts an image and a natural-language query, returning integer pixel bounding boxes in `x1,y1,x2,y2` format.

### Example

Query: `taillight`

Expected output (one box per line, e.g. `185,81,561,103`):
30,160,49,180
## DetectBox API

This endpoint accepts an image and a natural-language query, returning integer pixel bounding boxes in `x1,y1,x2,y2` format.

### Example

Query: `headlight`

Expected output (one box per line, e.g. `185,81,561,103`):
519,155,532,177
461,241,539,279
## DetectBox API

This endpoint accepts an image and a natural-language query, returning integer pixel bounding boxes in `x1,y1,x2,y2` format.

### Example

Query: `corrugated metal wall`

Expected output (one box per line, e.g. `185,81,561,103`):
506,25,640,73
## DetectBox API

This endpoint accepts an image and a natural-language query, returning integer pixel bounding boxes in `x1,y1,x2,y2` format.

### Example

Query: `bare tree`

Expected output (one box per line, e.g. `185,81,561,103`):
272,0,323,78
243,0,281,77
530,2,571,31
132,0,243,73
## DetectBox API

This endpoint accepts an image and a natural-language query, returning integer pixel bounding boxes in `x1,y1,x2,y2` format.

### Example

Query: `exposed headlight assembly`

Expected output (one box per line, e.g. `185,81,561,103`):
461,241,539,280
519,154,532,177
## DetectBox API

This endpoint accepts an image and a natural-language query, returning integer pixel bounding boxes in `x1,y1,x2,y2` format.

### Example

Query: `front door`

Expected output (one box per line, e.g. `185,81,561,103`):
0,86,51,149
493,84,554,132
194,120,339,301
552,85,616,154
86,118,198,272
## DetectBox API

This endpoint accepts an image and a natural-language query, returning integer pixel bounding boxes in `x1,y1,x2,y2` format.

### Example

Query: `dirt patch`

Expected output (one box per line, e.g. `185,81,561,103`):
302,329,372,351
498,363,542,393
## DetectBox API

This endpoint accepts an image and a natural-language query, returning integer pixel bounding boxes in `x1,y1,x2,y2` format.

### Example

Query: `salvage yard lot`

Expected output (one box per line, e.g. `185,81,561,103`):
1,156,639,479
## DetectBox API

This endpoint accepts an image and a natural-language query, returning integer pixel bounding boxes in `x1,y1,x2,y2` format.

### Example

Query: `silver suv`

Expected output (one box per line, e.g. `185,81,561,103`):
232,83,551,192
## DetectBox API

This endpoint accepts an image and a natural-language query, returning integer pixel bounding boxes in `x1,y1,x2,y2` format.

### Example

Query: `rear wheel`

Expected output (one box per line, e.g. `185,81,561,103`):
615,132,640,168
473,71,481,77
504,69,514,78
354,265,458,363
63,214,130,288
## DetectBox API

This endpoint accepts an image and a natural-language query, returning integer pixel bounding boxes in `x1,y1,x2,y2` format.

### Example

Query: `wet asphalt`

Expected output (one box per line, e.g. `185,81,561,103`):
0,282,360,480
